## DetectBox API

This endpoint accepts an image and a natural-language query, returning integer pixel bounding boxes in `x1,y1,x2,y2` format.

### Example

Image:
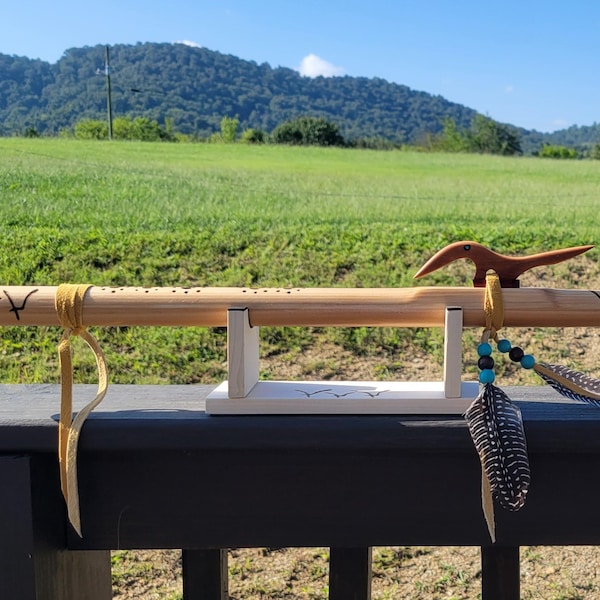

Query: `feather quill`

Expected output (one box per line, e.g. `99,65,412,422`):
465,383,530,512
534,363,600,406
481,464,496,543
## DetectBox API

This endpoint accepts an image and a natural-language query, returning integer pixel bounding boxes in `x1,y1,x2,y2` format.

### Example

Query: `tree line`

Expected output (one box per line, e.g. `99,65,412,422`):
64,113,600,158
2,42,599,155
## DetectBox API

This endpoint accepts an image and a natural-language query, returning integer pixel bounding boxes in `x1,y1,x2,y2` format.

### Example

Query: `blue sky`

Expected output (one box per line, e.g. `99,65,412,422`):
2,0,599,132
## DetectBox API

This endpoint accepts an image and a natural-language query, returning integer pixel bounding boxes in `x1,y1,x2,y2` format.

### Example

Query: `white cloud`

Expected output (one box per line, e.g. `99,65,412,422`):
552,118,569,129
504,84,514,94
298,54,345,78
174,40,202,49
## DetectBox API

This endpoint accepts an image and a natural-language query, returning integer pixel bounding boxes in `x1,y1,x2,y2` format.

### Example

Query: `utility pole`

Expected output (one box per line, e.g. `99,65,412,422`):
104,46,113,140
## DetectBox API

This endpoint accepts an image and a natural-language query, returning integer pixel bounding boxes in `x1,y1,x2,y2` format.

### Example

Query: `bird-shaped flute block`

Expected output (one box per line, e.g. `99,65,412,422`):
414,241,593,287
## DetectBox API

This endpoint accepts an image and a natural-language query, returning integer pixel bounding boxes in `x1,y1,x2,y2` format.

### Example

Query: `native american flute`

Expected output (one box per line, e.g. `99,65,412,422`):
1,285,599,328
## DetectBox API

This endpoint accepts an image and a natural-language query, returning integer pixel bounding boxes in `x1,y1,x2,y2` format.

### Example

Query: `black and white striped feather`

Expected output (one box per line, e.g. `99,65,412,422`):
534,363,600,406
465,383,530,511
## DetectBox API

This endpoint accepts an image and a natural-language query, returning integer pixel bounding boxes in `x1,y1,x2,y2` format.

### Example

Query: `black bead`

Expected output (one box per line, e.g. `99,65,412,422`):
478,356,495,370
509,346,524,362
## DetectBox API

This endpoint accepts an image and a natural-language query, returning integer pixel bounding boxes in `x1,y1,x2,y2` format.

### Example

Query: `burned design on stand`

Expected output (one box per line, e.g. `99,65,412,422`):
2,289,38,321
295,388,392,398
361,390,391,398
295,389,333,398
325,391,356,398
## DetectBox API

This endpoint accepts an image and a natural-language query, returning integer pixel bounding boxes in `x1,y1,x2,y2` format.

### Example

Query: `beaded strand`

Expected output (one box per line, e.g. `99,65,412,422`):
477,338,536,384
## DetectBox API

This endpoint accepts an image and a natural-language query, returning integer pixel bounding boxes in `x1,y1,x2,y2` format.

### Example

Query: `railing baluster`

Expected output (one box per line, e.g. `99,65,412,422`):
182,549,228,600
481,545,520,600
0,456,111,600
329,547,372,600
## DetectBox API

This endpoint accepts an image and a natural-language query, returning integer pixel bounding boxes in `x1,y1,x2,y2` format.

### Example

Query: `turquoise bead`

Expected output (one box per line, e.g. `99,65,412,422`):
520,354,535,369
479,369,495,384
477,342,493,357
497,339,511,353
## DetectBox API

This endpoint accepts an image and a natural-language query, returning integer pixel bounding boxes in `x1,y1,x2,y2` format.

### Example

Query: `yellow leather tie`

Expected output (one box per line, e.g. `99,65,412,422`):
483,272,504,342
481,271,504,542
56,284,108,537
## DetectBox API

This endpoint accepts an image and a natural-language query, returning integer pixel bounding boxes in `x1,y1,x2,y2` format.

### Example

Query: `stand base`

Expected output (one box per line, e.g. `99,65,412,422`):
205,380,479,415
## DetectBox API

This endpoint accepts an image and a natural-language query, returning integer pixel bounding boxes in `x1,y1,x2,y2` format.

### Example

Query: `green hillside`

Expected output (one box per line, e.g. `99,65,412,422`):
1,42,598,152
0,42,495,143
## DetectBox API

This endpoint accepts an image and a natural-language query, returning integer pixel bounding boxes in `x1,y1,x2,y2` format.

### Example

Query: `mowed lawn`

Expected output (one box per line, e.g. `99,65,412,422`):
0,138,598,383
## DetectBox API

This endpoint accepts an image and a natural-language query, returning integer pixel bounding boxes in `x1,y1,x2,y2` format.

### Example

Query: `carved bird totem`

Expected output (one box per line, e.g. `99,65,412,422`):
414,241,594,287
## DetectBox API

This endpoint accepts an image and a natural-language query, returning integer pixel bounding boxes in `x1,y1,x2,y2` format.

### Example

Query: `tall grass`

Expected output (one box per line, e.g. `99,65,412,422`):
0,138,598,383
3,139,599,235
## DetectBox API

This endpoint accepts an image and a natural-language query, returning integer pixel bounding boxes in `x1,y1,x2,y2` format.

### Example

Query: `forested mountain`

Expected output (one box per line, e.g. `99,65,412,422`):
544,123,600,148
0,42,477,142
0,42,598,151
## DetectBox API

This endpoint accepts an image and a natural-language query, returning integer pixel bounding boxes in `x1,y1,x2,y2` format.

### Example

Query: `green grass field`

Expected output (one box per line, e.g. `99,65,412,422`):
1,138,598,384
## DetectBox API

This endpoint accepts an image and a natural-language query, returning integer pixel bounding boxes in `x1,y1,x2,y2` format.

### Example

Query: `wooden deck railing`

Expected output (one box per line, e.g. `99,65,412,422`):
1,284,600,599
2,383,600,599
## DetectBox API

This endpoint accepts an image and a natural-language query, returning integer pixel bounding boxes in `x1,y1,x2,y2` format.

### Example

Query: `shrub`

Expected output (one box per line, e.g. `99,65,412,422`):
220,116,239,143
74,119,108,140
539,144,578,159
271,116,345,147
74,117,171,141
241,128,266,144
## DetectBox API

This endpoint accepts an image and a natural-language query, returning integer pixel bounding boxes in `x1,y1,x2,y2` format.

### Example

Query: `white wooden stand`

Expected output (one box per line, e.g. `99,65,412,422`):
205,306,478,415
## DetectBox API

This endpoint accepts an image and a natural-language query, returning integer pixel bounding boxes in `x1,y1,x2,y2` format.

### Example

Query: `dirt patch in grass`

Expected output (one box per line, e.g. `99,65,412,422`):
112,546,600,599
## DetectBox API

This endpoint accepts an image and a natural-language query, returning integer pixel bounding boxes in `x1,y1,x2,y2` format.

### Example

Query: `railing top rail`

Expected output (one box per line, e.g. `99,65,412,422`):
1,285,599,328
